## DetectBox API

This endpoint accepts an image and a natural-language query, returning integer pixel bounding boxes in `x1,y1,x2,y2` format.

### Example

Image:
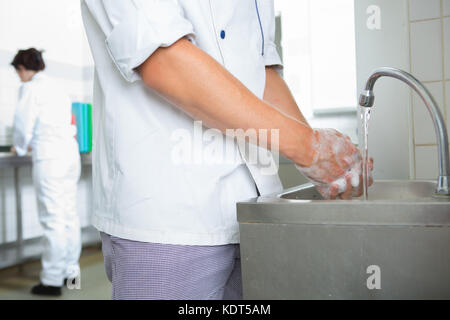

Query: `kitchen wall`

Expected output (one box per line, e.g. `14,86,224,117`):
274,1,357,188
280,0,413,187
354,0,412,180
280,0,450,187
354,0,450,181
408,0,450,179
0,0,94,244
274,12,310,188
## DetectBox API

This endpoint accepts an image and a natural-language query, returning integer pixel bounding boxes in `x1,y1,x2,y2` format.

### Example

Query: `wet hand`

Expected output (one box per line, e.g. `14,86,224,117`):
326,157,374,200
296,128,373,199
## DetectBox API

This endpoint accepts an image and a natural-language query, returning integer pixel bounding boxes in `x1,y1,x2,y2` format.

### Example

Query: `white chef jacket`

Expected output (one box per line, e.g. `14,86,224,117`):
13,72,78,162
81,0,283,245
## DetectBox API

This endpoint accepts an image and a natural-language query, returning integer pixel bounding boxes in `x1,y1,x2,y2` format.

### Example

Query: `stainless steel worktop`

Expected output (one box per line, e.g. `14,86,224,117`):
0,152,92,168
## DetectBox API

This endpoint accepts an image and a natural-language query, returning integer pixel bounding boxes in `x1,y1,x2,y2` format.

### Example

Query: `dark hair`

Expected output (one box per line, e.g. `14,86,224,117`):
11,48,45,71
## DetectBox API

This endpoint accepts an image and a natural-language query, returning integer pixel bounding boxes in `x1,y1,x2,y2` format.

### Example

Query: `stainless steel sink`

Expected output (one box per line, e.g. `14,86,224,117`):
237,180,450,299
280,180,444,201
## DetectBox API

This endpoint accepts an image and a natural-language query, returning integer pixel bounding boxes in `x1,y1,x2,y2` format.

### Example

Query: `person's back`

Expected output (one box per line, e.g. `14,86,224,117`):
19,72,77,161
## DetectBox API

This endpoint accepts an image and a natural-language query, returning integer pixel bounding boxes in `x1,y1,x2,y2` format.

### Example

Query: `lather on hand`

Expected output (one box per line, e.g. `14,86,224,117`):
296,128,373,200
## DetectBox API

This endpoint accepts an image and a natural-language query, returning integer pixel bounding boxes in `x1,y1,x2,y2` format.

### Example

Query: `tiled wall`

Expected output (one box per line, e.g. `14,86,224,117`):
408,0,450,179
355,0,412,180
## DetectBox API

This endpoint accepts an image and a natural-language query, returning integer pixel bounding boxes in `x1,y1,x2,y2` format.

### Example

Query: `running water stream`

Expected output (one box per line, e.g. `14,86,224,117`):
359,107,371,200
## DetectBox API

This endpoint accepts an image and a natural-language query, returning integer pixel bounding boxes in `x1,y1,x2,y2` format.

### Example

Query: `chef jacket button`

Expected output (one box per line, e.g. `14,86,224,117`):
220,30,226,39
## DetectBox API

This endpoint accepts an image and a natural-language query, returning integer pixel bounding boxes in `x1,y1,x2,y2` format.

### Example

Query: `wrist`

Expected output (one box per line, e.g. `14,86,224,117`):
283,122,317,167
299,126,318,167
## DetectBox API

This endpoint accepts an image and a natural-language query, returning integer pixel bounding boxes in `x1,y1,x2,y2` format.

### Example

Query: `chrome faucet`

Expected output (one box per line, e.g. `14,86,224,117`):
359,67,450,196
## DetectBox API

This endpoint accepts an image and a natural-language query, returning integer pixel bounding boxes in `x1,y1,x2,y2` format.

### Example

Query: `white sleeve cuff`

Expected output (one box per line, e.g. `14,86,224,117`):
264,42,283,74
105,3,195,83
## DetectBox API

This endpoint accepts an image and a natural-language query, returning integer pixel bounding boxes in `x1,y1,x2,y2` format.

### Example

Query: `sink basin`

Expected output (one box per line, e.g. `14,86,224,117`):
280,180,438,201
237,180,450,299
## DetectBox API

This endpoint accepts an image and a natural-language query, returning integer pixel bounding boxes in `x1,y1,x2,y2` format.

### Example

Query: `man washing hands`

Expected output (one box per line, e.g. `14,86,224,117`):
81,0,374,300
262,67,374,200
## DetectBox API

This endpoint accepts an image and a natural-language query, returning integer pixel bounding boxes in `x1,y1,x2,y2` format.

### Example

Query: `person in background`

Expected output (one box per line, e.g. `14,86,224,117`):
11,48,81,297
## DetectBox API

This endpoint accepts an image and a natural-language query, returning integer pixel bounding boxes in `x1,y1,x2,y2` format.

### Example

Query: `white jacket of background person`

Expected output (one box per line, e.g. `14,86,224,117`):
81,0,283,246
12,72,81,286
13,72,78,161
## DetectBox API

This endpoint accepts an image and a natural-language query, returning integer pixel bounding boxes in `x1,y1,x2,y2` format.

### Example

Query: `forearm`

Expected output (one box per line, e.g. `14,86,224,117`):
263,66,309,126
137,38,315,166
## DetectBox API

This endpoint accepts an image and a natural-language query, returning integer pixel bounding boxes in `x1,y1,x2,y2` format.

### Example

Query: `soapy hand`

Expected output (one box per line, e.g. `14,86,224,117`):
316,157,374,200
296,128,373,199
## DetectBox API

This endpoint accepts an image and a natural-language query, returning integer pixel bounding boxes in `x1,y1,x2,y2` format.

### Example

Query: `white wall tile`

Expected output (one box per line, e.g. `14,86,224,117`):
413,82,445,144
355,0,412,180
444,0,450,16
444,18,450,79
409,0,441,20
415,145,438,179
410,20,443,81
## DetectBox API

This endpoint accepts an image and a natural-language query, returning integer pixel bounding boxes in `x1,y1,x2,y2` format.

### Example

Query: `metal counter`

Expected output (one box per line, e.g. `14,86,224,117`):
0,152,92,168
237,182,450,299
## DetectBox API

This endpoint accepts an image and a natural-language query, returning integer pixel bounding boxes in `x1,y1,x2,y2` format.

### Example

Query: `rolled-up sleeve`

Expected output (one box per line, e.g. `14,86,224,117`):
262,0,283,72
84,0,195,82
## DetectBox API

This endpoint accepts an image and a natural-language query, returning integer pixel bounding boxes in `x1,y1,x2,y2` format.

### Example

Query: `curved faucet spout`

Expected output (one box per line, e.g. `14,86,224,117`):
359,67,450,196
